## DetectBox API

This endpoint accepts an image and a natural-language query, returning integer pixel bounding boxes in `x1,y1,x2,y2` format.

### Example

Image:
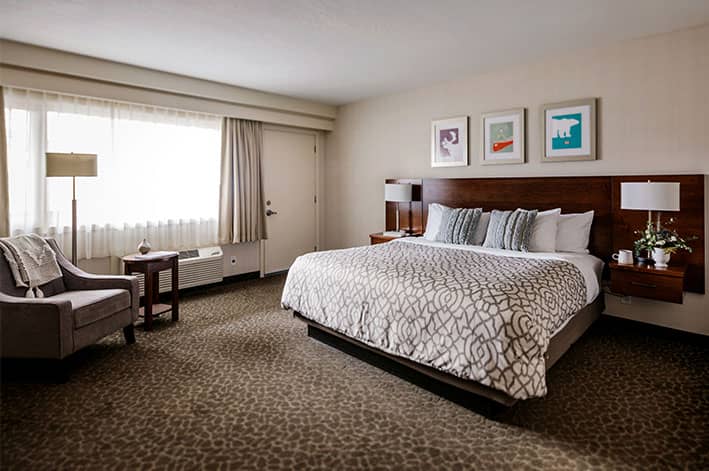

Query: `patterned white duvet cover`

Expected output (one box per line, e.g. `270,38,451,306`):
282,239,589,399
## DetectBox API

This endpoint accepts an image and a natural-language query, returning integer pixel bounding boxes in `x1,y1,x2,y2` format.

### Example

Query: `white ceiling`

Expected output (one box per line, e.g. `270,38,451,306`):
1,0,709,105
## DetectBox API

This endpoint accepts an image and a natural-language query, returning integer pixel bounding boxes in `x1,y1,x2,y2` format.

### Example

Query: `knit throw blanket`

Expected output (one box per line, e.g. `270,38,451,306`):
0,234,62,298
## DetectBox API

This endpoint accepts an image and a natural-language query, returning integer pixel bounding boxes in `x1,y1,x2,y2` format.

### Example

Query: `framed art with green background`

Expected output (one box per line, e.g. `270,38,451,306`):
481,108,525,165
542,98,597,162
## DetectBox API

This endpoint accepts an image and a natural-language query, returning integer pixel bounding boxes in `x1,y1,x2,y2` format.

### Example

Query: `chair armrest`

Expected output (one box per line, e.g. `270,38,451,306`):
0,292,74,359
45,238,140,320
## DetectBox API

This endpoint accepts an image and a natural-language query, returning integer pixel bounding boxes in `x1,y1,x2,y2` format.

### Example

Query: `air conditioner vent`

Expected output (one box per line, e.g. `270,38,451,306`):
126,247,224,295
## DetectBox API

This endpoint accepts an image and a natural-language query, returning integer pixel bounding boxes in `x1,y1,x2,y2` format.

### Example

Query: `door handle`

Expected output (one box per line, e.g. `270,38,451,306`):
266,209,278,216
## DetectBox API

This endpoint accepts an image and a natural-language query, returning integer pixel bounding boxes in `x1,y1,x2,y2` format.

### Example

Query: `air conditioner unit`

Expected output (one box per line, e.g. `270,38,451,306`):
127,247,224,296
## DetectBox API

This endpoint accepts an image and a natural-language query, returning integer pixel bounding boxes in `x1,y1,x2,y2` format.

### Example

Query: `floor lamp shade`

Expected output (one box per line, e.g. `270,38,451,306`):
620,182,680,212
46,153,98,177
45,152,98,265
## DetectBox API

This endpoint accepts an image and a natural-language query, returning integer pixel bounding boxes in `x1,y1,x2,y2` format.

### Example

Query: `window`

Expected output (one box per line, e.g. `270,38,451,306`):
4,88,222,259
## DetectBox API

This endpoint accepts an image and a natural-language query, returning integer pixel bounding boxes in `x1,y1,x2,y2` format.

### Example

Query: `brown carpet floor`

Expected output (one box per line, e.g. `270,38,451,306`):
1,275,708,470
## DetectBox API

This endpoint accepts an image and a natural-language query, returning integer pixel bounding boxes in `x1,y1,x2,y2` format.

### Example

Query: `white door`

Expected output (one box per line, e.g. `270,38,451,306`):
262,128,317,274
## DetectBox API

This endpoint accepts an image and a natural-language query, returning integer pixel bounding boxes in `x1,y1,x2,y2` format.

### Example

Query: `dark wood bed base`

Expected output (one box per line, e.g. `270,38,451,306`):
294,295,604,409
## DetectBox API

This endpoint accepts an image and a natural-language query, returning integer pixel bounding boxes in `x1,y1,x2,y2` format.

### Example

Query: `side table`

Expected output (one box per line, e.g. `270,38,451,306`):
123,251,179,331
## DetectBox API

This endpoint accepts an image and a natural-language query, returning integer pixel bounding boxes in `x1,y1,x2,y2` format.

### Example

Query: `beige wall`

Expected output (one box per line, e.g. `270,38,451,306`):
325,25,709,334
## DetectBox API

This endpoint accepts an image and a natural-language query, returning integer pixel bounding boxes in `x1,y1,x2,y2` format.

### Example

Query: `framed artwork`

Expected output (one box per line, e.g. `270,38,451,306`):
431,116,468,167
480,108,525,165
542,98,597,162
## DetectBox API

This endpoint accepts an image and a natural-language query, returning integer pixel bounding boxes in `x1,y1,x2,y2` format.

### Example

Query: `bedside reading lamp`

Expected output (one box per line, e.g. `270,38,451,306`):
46,152,98,266
620,180,680,263
384,183,413,237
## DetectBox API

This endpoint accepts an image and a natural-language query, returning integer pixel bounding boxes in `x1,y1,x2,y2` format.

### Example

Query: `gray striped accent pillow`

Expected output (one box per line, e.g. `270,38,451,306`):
482,209,538,251
436,207,482,245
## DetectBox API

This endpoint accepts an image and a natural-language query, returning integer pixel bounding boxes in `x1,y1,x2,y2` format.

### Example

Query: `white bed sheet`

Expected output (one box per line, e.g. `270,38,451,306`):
397,237,603,306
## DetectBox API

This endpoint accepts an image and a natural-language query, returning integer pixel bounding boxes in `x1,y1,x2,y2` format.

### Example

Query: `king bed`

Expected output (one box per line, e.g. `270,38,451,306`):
282,238,604,404
281,175,703,407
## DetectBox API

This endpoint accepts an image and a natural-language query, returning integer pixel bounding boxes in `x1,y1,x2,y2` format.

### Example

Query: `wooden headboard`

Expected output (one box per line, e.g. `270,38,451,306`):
385,175,705,293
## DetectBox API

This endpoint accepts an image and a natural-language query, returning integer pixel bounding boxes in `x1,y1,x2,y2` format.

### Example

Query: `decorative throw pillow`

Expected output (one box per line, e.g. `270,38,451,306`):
436,207,482,245
482,209,538,251
470,211,490,245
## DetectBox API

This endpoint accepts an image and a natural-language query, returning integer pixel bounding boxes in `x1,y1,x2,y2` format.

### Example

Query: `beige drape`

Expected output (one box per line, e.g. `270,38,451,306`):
0,86,9,237
218,118,267,244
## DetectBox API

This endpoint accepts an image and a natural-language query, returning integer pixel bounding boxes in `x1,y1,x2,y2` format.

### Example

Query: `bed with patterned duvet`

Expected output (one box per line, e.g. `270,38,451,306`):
281,238,603,400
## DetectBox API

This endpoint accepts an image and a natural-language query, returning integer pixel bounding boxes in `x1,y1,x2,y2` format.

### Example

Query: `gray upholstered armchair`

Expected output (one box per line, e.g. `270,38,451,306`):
0,238,138,361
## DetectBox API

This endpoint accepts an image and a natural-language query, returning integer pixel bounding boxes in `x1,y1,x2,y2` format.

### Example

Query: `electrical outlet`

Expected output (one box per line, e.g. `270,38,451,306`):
620,296,632,304
230,256,237,265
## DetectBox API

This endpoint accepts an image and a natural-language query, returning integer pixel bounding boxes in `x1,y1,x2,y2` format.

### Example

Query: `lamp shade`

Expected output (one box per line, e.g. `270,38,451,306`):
46,153,97,177
384,183,412,202
620,182,680,211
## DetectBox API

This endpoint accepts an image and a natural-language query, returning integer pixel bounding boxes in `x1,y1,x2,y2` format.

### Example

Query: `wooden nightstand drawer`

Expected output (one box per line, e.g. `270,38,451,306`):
370,235,392,245
369,232,422,245
609,262,686,304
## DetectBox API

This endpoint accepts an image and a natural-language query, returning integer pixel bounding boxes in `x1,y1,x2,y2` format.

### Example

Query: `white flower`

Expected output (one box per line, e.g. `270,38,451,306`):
670,236,677,242
656,240,665,246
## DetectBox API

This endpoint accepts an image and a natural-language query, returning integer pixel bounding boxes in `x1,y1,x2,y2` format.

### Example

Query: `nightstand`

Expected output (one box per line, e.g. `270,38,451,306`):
609,262,686,304
369,232,421,245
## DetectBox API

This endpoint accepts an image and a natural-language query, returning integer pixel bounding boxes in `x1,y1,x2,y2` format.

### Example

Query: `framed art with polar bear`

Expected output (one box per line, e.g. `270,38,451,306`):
542,98,597,162
431,116,468,167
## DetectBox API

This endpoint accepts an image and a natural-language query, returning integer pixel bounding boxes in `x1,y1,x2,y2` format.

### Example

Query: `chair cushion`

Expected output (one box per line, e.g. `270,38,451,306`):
49,289,131,329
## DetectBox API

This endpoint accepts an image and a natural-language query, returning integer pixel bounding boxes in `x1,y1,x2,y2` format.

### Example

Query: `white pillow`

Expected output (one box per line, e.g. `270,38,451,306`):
556,211,595,254
528,208,561,252
423,203,450,240
471,212,490,245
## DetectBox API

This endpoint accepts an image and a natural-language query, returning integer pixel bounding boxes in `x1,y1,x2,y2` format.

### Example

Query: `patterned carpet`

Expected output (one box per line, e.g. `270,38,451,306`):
1,275,707,470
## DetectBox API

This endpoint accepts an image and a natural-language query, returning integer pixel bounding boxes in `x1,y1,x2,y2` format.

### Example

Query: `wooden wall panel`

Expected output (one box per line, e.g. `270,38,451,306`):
421,176,613,260
383,175,705,294
611,175,704,293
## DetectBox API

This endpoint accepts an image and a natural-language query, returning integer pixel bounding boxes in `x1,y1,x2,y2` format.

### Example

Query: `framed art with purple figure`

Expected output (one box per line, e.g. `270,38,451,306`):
431,116,468,168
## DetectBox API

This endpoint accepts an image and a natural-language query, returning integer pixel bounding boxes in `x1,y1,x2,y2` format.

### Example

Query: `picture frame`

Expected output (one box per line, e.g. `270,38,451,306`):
431,116,468,167
480,108,526,165
542,98,597,162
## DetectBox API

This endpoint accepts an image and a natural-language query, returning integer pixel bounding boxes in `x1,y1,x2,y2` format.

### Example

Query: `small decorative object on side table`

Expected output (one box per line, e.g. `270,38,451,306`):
123,251,179,331
369,232,421,245
137,238,152,255
633,218,696,268
609,262,686,304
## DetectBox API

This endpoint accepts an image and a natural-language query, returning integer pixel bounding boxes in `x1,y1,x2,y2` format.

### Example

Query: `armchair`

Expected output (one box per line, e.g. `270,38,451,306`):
0,239,138,361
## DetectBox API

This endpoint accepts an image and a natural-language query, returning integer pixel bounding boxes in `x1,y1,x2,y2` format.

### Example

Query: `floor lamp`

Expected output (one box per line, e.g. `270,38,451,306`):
46,152,98,266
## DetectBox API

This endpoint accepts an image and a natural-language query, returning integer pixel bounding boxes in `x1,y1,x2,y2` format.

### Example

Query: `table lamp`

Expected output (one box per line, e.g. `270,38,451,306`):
46,152,98,265
621,181,680,230
621,180,680,264
384,183,412,237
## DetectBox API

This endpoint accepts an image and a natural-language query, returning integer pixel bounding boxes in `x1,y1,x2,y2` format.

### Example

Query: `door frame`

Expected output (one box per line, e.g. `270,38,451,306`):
260,124,322,277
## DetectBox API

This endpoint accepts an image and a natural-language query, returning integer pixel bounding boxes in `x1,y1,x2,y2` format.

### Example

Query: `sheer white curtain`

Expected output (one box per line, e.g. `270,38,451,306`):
3,87,222,259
